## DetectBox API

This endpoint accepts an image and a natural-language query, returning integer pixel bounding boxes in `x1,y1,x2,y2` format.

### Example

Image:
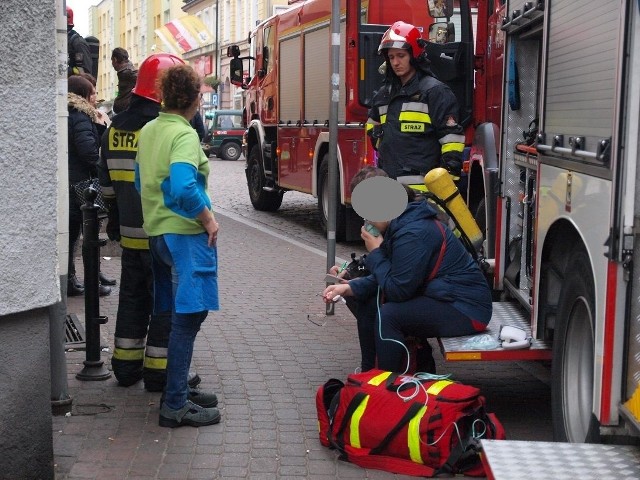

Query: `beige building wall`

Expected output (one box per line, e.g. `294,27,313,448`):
90,0,188,105
86,0,291,108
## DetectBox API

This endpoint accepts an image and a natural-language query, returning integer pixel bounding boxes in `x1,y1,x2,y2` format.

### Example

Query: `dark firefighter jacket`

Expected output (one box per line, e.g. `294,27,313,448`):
367,69,465,179
98,95,161,250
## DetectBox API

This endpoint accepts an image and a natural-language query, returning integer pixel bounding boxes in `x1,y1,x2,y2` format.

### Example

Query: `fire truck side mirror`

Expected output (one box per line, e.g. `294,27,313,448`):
428,0,453,19
227,45,241,58
229,57,245,87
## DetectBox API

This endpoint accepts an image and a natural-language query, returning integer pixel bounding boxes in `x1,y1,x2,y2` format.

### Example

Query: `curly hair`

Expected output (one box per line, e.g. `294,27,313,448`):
158,65,201,111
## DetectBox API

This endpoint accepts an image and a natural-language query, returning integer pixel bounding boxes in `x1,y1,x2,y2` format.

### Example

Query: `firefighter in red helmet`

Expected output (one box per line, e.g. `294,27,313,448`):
98,54,210,401
66,6,93,76
367,21,465,181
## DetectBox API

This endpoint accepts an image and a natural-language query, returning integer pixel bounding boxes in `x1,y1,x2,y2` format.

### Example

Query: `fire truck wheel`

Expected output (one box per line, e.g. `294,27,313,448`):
247,145,283,211
317,154,346,241
551,249,600,443
221,142,241,161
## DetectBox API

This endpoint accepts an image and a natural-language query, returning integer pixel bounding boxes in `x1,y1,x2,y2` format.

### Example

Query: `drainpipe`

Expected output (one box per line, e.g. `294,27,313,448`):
215,0,220,79
51,0,72,414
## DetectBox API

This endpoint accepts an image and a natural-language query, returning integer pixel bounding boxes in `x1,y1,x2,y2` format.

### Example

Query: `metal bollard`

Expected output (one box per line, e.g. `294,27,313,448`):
76,186,111,381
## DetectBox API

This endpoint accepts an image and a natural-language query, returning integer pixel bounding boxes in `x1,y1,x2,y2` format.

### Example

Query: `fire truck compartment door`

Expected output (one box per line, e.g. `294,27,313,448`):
423,40,474,127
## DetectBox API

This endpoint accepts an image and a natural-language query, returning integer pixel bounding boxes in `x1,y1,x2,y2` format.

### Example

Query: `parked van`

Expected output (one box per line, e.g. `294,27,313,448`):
202,110,244,161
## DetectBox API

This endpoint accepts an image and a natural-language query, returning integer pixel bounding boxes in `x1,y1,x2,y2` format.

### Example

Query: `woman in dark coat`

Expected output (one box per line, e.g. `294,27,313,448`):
323,167,492,373
67,75,110,296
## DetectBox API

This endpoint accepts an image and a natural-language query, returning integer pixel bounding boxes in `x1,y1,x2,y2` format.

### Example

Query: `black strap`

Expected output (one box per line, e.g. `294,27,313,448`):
370,402,426,455
424,193,479,261
328,391,368,455
427,220,447,281
435,408,485,475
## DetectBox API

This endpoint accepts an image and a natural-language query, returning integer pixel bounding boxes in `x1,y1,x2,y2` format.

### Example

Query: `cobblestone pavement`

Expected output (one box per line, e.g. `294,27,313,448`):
53,157,552,479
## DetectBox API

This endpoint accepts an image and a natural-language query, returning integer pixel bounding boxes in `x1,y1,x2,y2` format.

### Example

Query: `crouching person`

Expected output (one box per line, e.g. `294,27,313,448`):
323,166,492,373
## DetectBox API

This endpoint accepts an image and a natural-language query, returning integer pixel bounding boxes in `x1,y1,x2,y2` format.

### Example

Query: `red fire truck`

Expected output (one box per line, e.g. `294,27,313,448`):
445,0,640,460
228,0,478,240
232,0,640,459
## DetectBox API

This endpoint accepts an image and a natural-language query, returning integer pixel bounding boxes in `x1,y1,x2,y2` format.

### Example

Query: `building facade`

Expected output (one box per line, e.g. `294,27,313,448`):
0,0,64,477
89,0,189,104
86,0,291,112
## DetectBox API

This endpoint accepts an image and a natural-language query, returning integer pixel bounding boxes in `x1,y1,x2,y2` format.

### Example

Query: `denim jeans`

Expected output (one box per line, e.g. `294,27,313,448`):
150,235,208,410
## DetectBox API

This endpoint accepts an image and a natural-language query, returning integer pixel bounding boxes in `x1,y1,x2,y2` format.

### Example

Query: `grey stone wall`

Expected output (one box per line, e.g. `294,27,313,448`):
0,0,62,477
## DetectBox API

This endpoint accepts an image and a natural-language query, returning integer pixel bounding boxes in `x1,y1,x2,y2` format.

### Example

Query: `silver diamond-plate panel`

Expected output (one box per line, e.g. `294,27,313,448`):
502,39,540,244
627,232,640,395
440,301,550,352
481,440,640,479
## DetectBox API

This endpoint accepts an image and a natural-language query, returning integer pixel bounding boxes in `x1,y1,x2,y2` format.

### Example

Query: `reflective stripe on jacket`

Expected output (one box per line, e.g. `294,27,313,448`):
367,71,464,179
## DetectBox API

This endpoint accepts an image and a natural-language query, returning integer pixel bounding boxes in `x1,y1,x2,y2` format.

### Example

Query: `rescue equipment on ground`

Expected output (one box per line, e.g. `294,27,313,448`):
316,369,505,477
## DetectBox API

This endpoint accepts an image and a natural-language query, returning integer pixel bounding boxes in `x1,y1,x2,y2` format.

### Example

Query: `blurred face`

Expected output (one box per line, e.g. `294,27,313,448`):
386,48,416,85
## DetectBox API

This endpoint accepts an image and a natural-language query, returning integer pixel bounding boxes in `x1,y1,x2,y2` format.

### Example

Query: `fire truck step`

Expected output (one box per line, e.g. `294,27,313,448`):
438,301,552,361
480,439,640,479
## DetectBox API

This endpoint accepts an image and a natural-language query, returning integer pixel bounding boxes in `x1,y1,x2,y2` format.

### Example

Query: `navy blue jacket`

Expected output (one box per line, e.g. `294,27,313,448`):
349,201,492,325
68,93,100,184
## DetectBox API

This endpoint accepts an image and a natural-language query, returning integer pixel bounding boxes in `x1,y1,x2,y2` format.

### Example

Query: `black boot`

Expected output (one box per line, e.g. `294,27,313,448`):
415,342,436,374
67,274,84,297
99,284,112,297
99,271,116,286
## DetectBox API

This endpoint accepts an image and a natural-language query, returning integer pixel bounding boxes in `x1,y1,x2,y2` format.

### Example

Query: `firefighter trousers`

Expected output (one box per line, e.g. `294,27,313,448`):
111,247,170,391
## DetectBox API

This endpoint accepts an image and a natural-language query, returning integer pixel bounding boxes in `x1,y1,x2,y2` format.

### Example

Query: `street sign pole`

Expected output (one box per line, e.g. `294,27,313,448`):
326,0,340,315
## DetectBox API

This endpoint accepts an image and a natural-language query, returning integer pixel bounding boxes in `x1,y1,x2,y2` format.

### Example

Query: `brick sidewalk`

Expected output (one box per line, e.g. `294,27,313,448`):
53,208,552,479
54,212,410,480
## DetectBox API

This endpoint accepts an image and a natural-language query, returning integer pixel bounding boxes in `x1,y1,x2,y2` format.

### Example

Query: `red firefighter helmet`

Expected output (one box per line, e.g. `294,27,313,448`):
378,21,423,59
66,6,74,26
132,53,185,103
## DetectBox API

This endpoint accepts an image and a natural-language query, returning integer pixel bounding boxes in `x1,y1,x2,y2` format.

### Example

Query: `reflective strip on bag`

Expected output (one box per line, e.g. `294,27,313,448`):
427,380,453,395
349,394,370,448
367,371,392,386
408,405,428,464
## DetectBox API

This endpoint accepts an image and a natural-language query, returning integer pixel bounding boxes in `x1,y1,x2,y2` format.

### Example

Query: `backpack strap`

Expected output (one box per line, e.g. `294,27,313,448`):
424,192,479,261
369,402,427,455
328,391,368,456
427,220,447,282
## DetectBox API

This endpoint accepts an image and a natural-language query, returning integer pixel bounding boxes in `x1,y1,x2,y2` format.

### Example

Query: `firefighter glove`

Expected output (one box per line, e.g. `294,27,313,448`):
441,152,462,179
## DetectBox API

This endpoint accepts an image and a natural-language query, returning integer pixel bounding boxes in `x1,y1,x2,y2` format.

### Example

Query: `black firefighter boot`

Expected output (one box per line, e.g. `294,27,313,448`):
67,274,85,297
99,271,117,286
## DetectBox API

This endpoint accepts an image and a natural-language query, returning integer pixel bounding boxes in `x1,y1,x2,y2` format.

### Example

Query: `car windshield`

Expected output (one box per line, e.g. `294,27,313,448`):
217,115,242,128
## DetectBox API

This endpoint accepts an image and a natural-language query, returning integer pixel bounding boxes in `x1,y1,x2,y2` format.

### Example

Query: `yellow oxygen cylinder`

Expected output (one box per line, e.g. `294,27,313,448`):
424,168,484,250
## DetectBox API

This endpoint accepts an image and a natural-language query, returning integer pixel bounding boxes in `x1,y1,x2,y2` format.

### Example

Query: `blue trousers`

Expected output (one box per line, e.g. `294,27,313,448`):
150,235,207,410
347,294,478,373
